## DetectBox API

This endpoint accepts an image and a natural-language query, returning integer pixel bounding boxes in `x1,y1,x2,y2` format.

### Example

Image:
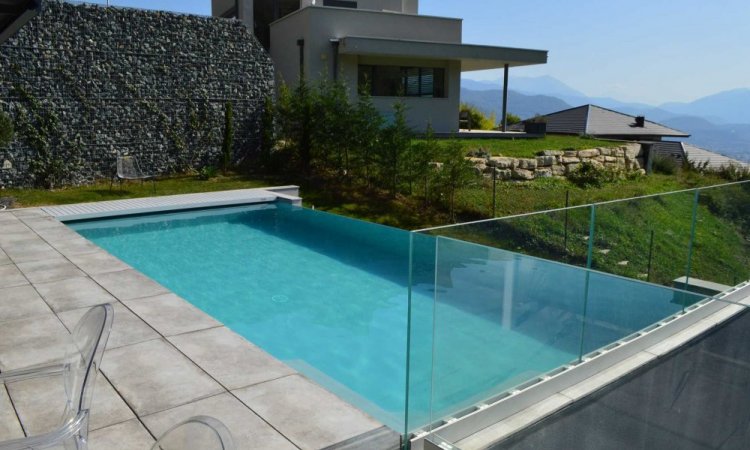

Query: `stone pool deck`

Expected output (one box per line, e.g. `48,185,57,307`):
0,204,400,450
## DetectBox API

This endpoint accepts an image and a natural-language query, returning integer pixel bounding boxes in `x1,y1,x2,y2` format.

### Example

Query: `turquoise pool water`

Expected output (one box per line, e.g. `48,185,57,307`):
69,203,703,431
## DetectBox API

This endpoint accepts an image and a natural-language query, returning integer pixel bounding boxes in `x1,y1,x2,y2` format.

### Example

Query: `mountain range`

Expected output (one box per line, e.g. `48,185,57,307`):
462,76,750,162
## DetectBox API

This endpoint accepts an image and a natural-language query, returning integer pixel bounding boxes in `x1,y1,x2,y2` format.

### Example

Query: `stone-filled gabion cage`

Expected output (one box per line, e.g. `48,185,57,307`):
0,0,274,188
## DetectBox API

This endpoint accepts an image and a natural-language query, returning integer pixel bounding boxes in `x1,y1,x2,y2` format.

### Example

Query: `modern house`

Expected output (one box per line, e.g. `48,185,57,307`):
211,0,548,132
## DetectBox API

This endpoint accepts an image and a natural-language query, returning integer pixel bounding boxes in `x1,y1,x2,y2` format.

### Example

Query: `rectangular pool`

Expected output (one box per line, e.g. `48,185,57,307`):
69,203,704,431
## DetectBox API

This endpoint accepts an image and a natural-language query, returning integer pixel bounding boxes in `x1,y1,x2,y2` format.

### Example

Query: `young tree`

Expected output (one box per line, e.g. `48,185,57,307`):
378,102,412,196
351,86,383,189
407,123,440,200
437,141,478,221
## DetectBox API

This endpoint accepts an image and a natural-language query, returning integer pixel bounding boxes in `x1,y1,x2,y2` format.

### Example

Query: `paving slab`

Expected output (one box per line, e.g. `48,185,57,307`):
19,216,68,231
0,248,10,266
16,258,86,284
168,326,295,390
34,225,84,243
0,284,52,323
0,313,70,371
7,373,135,434
1,238,59,263
101,339,224,416
124,294,221,337
57,302,159,350
11,209,48,219
92,269,168,300
48,237,102,257
88,418,155,450
66,250,132,275
34,276,116,312
0,264,28,289
233,374,382,450
141,393,297,450
0,387,24,441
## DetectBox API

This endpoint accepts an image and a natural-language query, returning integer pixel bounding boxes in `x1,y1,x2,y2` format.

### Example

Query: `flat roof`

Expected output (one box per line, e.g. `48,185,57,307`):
339,36,548,71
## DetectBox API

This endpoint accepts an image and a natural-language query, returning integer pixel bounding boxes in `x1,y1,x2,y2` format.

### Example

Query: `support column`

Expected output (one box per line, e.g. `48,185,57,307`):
297,39,305,80
502,63,509,132
330,39,340,81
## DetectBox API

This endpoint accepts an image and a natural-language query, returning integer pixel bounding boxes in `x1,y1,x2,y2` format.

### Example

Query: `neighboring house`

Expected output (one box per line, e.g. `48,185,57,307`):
538,104,690,142
0,0,40,44
212,0,548,132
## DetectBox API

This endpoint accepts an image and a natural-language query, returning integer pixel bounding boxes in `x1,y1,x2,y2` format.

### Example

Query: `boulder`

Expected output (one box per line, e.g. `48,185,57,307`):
577,149,600,158
512,168,535,180
489,157,515,169
517,158,538,170
551,165,566,176
561,156,581,164
540,150,564,157
564,150,578,157
599,148,613,156
495,169,513,180
536,168,553,178
565,163,580,174
624,144,643,159
536,156,556,167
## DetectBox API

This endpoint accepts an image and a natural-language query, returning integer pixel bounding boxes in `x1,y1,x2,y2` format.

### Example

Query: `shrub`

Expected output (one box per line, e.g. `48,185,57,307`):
436,141,478,220
505,113,522,126
567,162,620,188
651,154,678,175
716,164,750,181
0,110,13,148
198,165,217,180
459,103,497,130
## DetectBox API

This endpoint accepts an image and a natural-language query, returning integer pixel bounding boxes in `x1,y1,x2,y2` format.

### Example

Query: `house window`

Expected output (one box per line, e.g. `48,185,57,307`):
358,65,446,98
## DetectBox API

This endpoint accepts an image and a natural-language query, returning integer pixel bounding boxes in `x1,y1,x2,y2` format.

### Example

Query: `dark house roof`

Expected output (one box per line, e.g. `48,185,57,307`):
0,0,40,45
539,104,690,139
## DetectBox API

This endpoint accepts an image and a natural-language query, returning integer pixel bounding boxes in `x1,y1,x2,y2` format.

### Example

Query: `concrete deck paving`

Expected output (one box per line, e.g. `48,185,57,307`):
0,206,400,450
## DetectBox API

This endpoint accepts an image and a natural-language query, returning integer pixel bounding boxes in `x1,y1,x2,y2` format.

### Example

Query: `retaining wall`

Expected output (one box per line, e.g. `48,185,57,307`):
0,0,273,188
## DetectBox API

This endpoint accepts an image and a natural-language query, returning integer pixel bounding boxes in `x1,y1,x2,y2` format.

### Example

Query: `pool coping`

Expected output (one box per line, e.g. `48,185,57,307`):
0,187,401,450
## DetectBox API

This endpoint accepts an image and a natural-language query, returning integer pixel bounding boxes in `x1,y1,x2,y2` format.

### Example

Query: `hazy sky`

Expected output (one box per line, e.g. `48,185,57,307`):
82,0,749,105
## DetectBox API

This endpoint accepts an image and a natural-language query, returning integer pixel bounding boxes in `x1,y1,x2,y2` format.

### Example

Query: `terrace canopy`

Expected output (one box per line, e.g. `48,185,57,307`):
338,36,549,130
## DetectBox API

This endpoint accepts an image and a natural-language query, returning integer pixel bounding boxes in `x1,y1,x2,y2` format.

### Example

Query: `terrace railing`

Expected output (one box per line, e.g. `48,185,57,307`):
402,180,750,447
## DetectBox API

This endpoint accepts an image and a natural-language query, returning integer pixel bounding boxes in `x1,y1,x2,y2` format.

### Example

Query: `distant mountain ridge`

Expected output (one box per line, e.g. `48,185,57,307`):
461,75,750,162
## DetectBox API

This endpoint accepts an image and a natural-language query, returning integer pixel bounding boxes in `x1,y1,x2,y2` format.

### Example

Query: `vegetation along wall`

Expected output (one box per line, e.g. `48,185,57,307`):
0,0,274,188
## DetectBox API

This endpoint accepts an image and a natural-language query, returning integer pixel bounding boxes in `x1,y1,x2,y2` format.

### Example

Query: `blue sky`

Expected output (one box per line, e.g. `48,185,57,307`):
84,0,749,105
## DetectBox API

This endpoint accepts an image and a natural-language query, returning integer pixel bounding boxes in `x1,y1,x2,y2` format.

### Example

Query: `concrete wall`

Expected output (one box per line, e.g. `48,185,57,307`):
494,308,750,449
270,6,462,131
0,1,274,188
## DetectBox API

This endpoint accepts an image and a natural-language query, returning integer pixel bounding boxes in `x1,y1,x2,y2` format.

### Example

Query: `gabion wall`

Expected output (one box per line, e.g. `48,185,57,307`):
0,0,274,188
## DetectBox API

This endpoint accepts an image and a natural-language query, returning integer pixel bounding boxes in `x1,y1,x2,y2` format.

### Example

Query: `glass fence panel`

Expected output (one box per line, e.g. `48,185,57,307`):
590,191,697,288
424,236,587,430
494,298,750,450
580,272,706,356
424,207,593,269
689,182,750,291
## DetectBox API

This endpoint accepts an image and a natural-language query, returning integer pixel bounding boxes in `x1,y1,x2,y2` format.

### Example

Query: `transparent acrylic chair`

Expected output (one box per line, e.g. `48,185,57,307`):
150,416,234,450
0,304,114,450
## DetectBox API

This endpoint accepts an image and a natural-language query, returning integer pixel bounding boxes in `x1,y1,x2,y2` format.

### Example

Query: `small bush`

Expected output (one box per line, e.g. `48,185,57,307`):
0,110,13,148
651,154,678,175
459,103,497,130
506,113,522,126
567,162,620,188
716,164,750,181
198,165,217,180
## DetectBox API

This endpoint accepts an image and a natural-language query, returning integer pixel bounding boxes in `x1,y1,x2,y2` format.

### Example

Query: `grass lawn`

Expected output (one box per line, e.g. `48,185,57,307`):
422,135,621,158
4,169,748,287
2,174,269,208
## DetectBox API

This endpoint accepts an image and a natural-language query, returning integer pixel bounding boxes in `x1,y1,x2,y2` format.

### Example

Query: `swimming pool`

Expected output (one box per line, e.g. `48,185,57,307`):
69,203,704,431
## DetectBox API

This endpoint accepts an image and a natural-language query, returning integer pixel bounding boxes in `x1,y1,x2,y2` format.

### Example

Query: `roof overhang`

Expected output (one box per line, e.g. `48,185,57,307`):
338,36,548,71
0,0,41,45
